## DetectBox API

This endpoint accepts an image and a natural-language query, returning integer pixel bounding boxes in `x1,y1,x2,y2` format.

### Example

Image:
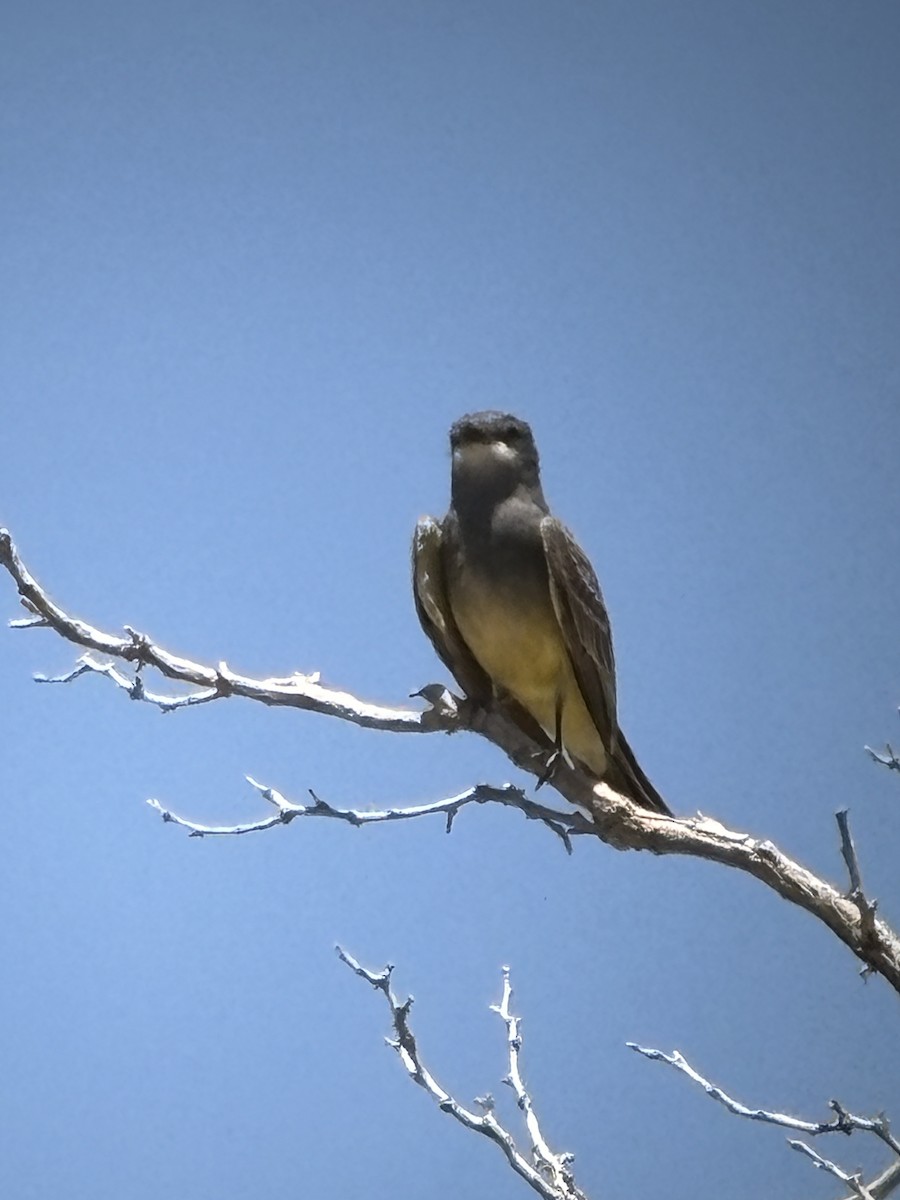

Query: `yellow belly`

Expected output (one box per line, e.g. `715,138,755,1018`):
448,574,608,778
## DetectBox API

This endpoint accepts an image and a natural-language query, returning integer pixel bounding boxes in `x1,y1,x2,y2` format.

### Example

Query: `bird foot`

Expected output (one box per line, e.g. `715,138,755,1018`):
534,747,563,789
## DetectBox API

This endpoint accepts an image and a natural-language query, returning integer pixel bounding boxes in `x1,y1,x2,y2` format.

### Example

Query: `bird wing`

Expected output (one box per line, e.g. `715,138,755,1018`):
411,516,493,704
413,515,567,753
541,516,618,754
542,516,671,815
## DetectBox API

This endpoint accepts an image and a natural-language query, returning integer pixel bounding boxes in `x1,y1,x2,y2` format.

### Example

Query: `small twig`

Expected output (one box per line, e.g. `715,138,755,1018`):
838,810,865,896
0,528,435,734
627,1046,840,1133
629,1044,899,1198
492,967,580,1194
35,654,227,711
337,951,587,1200
866,743,900,773
788,1140,875,1199
863,1162,900,1200
148,778,592,848
836,810,880,968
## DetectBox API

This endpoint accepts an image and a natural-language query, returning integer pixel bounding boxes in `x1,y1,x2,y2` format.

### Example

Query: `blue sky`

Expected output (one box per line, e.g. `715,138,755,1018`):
2,2,899,1197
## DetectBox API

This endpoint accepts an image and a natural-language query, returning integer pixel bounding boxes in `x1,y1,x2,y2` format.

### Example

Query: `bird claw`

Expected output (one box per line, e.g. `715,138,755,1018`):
535,747,563,789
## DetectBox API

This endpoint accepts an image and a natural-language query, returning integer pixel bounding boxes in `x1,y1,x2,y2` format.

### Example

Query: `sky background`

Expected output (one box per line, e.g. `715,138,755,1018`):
2,2,900,1198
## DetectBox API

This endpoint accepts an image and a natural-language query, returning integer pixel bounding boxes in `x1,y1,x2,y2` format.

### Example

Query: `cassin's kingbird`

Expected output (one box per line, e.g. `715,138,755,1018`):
413,410,671,815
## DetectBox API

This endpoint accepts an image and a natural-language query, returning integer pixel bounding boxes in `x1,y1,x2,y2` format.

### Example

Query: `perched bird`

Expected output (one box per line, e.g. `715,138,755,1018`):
413,411,670,815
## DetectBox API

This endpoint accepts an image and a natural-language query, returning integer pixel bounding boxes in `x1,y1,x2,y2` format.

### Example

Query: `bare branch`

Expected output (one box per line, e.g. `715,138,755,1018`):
0,528,434,734
337,950,588,1200
789,1140,875,1199
837,810,880,973
866,743,900,773
581,789,900,996
35,653,229,711
838,811,865,896
492,967,582,1196
629,1044,900,1198
866,1162,900,1200
4,527,900,995
148,778,592,848
628,1045,846,1134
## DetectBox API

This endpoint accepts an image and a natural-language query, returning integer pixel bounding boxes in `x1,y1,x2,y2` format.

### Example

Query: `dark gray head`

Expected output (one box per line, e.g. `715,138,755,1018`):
448,411,546,514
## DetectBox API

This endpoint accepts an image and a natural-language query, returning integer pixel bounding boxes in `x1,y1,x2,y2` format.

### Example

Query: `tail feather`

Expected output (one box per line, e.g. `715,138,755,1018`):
604,731,672,815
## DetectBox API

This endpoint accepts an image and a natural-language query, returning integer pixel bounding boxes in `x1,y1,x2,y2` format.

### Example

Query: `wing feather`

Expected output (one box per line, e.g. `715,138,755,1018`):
541,517,618,754
541,517,671,814
411,517,492,704
412,516,550,749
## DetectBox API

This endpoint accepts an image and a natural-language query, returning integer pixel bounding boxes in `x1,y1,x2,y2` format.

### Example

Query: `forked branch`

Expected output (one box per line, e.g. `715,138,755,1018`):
3,527,900,995
629,1044,900,1200
337,951,588,1200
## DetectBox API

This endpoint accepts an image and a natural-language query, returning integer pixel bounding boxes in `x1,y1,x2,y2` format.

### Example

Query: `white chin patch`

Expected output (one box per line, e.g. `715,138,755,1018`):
454,440,516,462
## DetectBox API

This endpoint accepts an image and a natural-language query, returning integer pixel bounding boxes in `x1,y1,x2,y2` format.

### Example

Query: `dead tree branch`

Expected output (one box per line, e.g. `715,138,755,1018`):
148,778,591,850
628,1044,900,1200
337,951,588,1200
0,528,430,734
837,809,881,972
867,744,900,773
3,527,900,995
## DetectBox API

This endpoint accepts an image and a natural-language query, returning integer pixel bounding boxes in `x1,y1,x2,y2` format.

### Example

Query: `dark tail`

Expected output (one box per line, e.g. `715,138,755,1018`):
605,731,672,816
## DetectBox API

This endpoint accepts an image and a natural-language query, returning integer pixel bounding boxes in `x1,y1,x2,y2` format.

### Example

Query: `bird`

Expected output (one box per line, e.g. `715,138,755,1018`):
412,410,671,815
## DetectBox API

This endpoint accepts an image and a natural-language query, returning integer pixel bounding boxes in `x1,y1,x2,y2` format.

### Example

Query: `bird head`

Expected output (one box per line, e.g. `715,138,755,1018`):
448,412,543,509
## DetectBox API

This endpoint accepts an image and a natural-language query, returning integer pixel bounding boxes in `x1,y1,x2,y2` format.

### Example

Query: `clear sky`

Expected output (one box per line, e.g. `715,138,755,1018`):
2,2,899,1198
